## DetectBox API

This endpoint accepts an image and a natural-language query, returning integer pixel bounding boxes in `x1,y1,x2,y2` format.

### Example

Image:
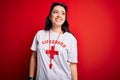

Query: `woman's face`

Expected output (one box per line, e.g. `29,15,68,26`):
50,5,66,27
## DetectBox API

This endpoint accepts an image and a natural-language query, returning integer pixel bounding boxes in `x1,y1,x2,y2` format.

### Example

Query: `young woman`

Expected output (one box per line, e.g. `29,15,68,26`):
29,2,78,80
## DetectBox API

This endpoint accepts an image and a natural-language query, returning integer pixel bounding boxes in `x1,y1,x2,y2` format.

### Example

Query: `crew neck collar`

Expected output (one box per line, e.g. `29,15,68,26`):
49,29,65,36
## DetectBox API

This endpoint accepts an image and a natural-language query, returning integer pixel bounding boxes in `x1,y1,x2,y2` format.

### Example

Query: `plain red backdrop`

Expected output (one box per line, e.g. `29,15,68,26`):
0,0,120,80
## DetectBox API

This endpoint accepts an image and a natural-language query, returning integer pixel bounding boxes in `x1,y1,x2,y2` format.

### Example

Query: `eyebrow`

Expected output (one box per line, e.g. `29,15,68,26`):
53,9,65,13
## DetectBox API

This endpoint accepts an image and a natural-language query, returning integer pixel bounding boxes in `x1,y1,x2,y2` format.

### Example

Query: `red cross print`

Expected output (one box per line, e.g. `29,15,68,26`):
46,46,58,69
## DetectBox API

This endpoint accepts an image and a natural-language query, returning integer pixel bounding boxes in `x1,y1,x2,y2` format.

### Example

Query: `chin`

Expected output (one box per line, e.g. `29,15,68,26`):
54,23,63,26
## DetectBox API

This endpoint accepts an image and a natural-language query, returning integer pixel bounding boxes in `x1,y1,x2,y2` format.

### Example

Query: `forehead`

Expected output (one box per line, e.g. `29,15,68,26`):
52,5,66,12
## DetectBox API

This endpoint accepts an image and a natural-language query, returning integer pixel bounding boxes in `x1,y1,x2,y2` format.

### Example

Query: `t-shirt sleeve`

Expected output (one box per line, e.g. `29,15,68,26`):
30,32,39,51
67,37,78,63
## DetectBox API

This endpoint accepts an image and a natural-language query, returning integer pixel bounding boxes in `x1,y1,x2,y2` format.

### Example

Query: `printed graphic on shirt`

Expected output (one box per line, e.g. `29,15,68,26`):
30,30,77,80
42,39,66,69
42,40,66,48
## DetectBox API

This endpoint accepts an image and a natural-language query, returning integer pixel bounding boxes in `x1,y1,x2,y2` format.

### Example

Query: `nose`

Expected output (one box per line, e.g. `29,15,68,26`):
57,13,62,18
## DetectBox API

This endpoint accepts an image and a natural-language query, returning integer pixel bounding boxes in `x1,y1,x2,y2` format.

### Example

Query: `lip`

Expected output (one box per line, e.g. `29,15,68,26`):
55,18,62,22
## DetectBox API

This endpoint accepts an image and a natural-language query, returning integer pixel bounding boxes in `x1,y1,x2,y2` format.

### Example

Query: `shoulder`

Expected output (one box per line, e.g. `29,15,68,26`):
36,30,46,34
64,32,77,43
35,30,48,36
34,30,47,39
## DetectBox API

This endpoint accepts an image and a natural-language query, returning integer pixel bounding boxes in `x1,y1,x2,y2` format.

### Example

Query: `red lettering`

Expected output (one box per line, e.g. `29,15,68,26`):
62,45,66,48
57,41,61,45
42,40,66,48
42,41,45,44
60,42,64,46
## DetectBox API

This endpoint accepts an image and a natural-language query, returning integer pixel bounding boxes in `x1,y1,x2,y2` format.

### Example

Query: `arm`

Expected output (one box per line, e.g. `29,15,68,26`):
70,63,78,80
29,51,37,78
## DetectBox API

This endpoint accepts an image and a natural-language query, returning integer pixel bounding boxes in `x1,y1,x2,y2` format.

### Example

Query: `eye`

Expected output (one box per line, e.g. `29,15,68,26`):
62,12,65,15
53,11,58,14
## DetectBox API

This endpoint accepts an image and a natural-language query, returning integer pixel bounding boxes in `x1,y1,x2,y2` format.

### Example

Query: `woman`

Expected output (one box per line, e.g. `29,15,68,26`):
29,2,78,80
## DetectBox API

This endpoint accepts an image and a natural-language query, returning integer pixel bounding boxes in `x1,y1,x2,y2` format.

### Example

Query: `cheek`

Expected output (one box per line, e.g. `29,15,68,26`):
63,15,66,20
51,13,57,18
63,16,67,20
63,17,66,22
50,15,56,21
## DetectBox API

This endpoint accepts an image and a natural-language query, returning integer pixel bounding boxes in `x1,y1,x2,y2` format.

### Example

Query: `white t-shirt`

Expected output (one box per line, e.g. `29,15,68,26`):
31,30,78,80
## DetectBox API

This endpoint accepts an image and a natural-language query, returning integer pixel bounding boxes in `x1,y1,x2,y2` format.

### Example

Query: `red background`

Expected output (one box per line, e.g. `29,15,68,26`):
0,0,120,80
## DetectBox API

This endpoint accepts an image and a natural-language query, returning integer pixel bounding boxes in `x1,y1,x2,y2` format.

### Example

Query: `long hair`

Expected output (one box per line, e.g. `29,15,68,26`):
44,2,71,33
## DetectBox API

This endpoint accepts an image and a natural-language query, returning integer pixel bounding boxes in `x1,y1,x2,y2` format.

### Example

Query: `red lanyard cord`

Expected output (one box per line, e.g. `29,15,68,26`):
49,30,61,49
48,30,61,69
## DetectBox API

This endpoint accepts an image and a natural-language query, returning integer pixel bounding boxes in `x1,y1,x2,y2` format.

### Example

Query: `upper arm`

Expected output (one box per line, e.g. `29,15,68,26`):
69,63,77,69
31,51,37,61
69,63,78,80
67,35,78,63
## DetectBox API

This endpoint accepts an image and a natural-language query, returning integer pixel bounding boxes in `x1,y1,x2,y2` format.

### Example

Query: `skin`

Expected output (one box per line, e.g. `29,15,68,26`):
29,5,78,80
49,5,66,34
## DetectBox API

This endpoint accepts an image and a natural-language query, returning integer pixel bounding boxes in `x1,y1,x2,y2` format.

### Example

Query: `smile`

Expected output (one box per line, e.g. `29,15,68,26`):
55,18,63,22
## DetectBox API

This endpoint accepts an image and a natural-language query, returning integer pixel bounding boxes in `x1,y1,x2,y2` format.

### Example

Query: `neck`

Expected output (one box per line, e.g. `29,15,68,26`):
51,26,62,33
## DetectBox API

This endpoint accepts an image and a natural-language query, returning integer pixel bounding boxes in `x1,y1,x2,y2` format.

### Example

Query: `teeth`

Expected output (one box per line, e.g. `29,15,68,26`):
56,18,62,21
56,19,60,21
